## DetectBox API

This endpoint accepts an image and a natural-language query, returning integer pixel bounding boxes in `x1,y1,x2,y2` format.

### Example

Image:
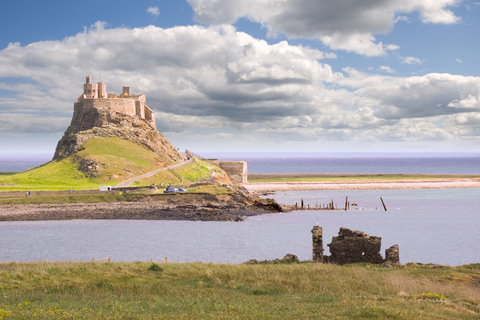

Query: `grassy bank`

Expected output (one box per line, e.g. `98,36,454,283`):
0,262,478,319
0,137,224,191
247,173,480,183
0,185,233,204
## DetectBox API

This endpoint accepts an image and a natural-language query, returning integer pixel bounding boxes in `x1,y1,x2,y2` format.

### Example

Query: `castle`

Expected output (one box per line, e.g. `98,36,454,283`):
74,76,156,129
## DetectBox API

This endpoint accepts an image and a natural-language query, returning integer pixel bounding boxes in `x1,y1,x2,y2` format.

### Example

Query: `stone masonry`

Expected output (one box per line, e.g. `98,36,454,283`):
75,76,156,129
311,226,324,263
312,226,399,265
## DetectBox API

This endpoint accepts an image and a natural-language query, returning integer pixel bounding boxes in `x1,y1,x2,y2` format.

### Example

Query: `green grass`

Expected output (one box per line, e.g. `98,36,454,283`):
0,172,17,177
132,158,226,187
0,137,171,191
0,193,136,204
0,262,478,319
247,174,480,183
0,141,228,192
0,186,233,204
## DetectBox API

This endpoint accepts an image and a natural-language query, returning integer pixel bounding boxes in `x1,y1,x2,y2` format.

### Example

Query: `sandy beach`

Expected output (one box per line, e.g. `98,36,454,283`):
242,179,480,192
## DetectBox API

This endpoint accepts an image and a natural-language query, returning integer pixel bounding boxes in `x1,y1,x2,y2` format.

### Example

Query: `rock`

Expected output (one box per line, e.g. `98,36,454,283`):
282,253,299,263
53,110,180,165
385,244,400,264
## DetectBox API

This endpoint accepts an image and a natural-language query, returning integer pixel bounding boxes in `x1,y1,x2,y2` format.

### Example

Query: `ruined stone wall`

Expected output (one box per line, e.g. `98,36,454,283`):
312,226,399,265
219,161,247,183
312,226,324,263
327,227,384,265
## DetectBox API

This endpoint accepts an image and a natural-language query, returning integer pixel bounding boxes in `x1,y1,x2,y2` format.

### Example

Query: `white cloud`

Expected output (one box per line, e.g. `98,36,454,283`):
1,22,479,151
187,0,462,56
147,6,161,17
456,58,463,63
402,56,422,64
380,66,396,74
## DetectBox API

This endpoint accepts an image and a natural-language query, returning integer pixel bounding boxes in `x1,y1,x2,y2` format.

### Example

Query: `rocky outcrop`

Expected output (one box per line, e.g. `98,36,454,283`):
53,109,180,165
245,254,300,264
0,190,283,222
312,227,399,265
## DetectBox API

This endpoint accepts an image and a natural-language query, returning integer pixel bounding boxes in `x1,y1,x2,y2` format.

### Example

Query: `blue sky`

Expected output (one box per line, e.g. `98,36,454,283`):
1,0,480,154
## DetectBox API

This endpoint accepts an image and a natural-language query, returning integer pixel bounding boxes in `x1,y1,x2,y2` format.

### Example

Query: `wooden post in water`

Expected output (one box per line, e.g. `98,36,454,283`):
345,196,348,211
380,197,387,211
301,198,304,209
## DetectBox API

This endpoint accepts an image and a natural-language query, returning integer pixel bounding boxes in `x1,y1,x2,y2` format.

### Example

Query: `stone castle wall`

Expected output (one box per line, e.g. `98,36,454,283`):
75,76,155,129
218,161,247,183
81,98,137,116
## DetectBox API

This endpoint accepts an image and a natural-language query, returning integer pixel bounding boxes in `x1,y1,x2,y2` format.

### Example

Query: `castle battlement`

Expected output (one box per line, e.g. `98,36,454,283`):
74,76,156,129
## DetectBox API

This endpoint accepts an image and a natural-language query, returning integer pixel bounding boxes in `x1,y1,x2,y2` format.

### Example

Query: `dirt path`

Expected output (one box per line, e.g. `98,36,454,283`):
116,158,195,187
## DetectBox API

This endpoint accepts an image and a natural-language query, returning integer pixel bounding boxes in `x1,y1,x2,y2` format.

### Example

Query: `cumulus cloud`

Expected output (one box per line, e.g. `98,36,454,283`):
402,56,422,64
188,0,462,56
380,66,396,74
0,22,479,151
147,6,161,17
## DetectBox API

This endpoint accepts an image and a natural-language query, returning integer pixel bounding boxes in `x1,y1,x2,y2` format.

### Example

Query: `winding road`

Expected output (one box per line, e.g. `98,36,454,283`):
116,157,195,187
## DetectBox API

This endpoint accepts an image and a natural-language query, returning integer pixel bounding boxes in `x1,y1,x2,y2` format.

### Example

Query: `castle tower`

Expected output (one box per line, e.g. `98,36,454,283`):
83,75,98,99
97,82,106,98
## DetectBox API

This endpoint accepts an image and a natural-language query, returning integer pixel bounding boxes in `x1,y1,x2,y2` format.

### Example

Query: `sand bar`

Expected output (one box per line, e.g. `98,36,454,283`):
242,179,480,191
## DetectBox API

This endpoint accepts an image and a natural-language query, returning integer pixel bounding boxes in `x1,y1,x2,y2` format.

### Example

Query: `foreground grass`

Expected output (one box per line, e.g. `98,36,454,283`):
0,262,479,319
247,173,480,183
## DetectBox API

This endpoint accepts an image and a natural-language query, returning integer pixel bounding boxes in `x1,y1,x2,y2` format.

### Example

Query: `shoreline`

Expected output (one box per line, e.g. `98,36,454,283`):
0,191,283,222
242,178,480,191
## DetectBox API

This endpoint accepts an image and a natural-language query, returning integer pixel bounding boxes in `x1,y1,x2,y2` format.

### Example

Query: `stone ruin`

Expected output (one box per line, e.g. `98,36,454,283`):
312,226,399,265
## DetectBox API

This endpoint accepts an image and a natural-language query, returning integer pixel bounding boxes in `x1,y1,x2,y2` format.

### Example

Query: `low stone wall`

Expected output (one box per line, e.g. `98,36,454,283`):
219,161,247,184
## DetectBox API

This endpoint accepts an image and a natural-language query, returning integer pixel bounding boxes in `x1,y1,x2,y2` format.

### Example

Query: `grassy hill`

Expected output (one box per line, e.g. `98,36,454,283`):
0,137,222,191
0,261,479,319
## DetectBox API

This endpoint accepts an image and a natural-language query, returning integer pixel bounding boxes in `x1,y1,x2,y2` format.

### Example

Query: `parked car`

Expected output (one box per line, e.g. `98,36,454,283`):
163,187,187,193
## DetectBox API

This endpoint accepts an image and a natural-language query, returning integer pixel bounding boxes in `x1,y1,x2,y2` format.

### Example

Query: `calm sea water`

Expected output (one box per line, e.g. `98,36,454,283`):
1,188,479,266
202,152,480,174
2,152,480,174
0,153,479,265
0,153,52,172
